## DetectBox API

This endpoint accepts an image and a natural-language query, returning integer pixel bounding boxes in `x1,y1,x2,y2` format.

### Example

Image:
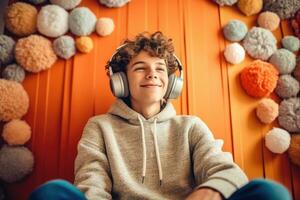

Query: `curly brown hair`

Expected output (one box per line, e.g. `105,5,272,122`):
105,31,179,76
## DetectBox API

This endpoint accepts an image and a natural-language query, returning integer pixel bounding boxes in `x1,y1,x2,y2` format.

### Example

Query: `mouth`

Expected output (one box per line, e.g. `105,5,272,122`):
140,84,162,88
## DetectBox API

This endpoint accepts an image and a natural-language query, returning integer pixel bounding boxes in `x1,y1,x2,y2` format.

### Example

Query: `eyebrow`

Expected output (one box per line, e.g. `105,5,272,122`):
131,61,166,67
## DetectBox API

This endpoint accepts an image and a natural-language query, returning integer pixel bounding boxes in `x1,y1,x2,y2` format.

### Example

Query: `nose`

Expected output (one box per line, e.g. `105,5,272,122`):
146,72,158,79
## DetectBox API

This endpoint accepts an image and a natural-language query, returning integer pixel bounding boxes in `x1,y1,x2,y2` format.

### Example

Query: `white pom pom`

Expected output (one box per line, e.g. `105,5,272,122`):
96,17,115,36
265,127,291,154
224,42,245,64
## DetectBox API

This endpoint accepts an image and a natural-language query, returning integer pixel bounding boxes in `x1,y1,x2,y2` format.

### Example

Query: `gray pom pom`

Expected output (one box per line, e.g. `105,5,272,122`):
50,0,82,10
278,97,300,132
269,48,296,75
263,0,300,20
26,0,48,5
2,64,26,83
0,35,15,66
53,36,76,59
281,36,300,52
98,0,130,7
223,19,248,42
275,74,300,99
69,7,96,36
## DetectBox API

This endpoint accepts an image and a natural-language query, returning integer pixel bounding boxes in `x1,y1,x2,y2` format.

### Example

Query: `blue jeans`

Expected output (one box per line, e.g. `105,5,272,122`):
29,179,292,200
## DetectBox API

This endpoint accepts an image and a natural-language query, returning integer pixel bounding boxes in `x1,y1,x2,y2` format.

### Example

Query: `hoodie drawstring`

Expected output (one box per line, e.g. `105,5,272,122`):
137,115,163,185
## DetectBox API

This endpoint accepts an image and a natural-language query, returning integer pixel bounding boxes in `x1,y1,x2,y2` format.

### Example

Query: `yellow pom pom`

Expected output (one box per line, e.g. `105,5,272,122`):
75,36,93,53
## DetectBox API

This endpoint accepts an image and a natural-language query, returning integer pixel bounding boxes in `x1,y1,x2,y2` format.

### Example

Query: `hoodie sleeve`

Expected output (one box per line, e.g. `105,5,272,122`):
189,117,248,199
74,118,112,200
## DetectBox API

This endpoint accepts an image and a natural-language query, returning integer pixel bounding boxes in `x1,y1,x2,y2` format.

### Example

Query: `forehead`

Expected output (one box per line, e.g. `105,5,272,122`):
128,51,166,66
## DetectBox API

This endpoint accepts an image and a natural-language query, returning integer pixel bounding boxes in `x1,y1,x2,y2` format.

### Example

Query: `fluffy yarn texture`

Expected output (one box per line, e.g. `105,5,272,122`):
281,36,300,52
269,48,296,75
288,134,300,166
275,75,300,99
2,64,26,83
213,0,238,6
50,0,82,10
15,35,57,73
96,18,115,36
257,11,280,31
265,127,291,154
243,27,277,61
224,42,245,64
98,0,130,7
2,119,31,146
69,7,96,36
223,20,248,42
4,2,37,37
240,60,278,98
0,145,34,183
0,35,15,66
37,5,69,38
256,98,279,124
278,97,300,132
26,0,48,5
76,36,93,53
53,36,76,59
0,79,29,122
291,10,300,39
238,0,263,16
263,0,300,20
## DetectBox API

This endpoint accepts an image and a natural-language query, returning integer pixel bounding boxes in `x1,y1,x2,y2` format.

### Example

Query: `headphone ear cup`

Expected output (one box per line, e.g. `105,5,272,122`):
164,74,183,99
109,72,129,98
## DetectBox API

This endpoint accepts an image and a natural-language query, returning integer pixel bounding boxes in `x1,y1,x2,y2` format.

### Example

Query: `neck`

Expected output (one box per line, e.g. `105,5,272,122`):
130,99,161,119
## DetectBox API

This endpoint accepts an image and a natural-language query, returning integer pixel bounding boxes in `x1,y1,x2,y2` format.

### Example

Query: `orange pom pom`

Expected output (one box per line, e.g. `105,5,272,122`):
240,60,279,98
2,119,31,145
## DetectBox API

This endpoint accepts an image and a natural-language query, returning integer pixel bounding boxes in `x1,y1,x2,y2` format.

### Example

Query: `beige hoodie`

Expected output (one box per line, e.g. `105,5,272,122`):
74,99,248,200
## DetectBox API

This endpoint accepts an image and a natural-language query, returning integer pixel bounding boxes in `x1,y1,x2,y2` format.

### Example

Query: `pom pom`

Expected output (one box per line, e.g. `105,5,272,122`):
15,35,57,73
2,64,26,83
96,17,115,36
4,2,37,37
213,0,238,6
0,145,34,183
243,27,277,61
238,0,263,16
281,36,300,52
50,0,82,10
265,127,291,154
224,42,245,64
69,7,96,36
223,20,248,42
2,119,31,146
25,0,47,5
275,75,300,99
37,5,69,38
256,98,279,124
98,0,130,8
76,36,93,53
263,0,300,20
53,36,76,59
288,134,300,166
0,35,15,66
269,48,296,75
0,79,29,122
278,97,300,132
257,11,280,31
240,60,278,98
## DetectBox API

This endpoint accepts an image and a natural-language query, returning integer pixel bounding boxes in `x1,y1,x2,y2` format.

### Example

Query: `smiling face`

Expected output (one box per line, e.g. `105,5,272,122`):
126,51,169,106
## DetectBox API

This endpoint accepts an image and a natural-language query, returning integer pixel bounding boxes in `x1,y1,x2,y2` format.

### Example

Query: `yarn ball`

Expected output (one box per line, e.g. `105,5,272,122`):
263,0,300,20
257,11,280,31
243,27,277,61
96,18,115,37
237,0,263,16
291,10,300,39
37,5,69,38
269,48,296,75
213,0,238,6
288,134,300,166
2,64,26,83
0,79,29,122
278,97,300,132
25,0,48,5
240,60,278,98
224,42,245,64
0,35,15,66
53,36,76,59
0,145,34,183
265,127,291,154
69,7,96,36
275,75,300,99
4,2,37,37
293,56,300,81
281,36,300,52
2,119,31,146
223,20,248,42
76,36,93,53
50,0,82,10
98,0,130,8
256,98,279,124
15,35,57,73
